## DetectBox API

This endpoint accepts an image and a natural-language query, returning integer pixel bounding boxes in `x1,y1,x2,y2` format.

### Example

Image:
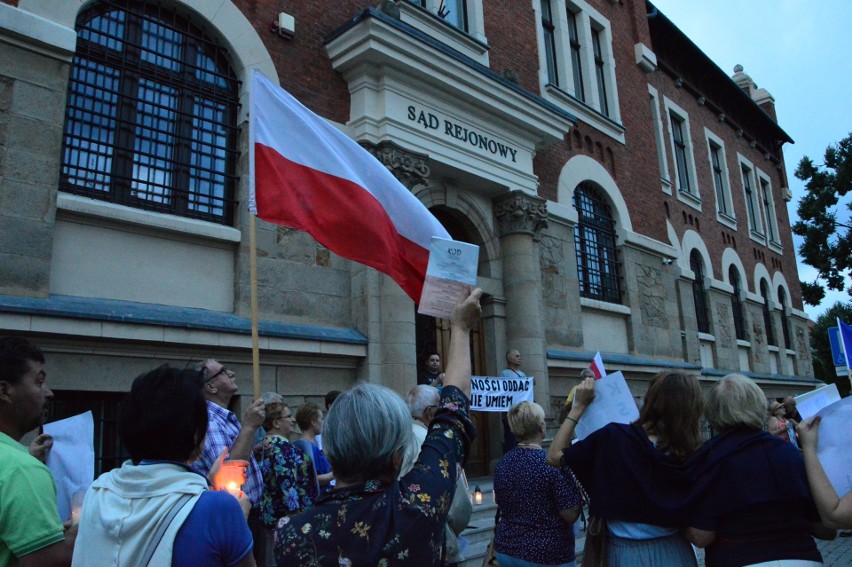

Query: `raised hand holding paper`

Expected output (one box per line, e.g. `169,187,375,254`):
418,237,480,318
574,371,639,440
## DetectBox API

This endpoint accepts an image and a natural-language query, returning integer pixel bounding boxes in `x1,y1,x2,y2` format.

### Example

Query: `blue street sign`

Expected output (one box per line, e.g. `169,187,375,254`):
828,326,847,367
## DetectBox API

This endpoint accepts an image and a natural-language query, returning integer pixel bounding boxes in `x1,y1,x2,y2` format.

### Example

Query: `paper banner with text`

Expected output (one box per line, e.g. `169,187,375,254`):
574,371,639,441
470,375,534,412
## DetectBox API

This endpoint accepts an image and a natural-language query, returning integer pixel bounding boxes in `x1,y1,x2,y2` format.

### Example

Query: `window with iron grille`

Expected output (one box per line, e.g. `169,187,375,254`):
59,0,240,225
567,10,585,102
48,391,128,476
541,0,559,85
690,251,710,333
591,28,608,116
573,183,621,303
760,280,776,346
729,266,746,341
670,113,692,194
778,287,791,350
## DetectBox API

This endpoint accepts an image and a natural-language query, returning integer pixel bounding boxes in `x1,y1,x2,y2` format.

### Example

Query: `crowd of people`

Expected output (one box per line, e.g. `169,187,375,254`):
1,286,850,566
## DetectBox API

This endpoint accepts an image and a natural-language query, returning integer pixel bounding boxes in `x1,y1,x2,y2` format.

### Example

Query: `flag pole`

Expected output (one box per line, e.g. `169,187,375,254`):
250,213,261,399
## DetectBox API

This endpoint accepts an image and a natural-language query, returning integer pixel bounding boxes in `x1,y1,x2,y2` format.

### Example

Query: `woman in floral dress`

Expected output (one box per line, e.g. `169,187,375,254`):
258,402,318,529
274,288,482,566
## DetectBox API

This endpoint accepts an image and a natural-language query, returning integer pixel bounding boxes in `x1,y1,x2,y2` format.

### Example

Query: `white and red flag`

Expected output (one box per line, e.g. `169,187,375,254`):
249,71,449,301
589,351,606,380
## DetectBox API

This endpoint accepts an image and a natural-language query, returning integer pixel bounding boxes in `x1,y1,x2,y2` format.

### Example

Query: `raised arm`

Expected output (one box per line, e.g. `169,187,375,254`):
228,399,266,461
547,377,595,467
798,416,852,529
441,288,483,398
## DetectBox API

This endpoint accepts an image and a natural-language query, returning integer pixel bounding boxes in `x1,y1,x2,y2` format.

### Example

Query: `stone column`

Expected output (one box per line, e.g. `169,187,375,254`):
493,191,550,412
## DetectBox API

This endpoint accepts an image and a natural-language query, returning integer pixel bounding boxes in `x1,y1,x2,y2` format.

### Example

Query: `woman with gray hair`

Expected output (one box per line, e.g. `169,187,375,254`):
685,374,834,566
274,288,482,566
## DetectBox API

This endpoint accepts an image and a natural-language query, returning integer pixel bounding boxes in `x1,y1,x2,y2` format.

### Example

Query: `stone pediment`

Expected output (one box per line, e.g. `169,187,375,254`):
325,8,575,194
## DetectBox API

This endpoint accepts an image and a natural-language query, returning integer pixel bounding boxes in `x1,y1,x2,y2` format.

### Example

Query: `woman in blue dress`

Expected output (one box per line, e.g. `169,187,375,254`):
494,401,582,567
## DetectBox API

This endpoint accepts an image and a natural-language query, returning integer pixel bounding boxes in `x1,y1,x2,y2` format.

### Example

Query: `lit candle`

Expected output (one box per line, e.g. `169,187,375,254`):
474,485,482,504
70,492,85,525
213,459,248,499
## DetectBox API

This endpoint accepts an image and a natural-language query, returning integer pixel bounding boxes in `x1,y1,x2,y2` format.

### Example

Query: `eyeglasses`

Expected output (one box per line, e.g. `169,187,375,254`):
205,366,235,383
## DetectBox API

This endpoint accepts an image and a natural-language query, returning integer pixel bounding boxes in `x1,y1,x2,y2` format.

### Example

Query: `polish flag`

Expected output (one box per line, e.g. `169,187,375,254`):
249,71,449,301
589,352,606,380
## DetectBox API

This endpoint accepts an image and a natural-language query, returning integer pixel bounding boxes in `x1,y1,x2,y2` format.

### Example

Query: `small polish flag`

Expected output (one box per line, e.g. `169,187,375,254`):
589,352,606,380
249,71,450,301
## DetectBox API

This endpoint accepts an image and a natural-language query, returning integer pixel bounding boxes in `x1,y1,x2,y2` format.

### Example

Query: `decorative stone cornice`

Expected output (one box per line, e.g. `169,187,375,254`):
360,140,430,191
494,190,548,240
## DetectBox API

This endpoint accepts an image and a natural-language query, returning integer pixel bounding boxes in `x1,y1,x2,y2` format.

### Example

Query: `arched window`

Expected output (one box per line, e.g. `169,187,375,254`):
760,280,776,346
729,266,745,341
778,287,791,350
690,251,709,333
573,183,621,303
59,1,239,224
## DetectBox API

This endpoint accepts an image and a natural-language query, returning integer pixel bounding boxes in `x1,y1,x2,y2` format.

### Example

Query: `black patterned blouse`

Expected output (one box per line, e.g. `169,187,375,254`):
274,385,476,566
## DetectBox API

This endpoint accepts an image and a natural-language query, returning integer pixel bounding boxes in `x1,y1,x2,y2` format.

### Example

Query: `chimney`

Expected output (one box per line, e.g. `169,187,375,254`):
732,64,776,120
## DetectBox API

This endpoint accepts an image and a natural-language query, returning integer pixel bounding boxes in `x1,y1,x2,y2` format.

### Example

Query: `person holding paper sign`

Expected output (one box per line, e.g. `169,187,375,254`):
0,336,76,567
500,350,526,454
547,372,704,566
274,288,482,567
798,415,852,529
684,374,833,566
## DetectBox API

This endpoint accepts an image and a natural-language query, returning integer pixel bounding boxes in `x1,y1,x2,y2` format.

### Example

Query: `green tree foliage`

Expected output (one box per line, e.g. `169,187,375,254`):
792,132,852,306
810,301,852,397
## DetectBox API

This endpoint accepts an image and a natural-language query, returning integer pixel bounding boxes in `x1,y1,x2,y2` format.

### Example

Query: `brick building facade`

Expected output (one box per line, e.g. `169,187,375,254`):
0,0,817,474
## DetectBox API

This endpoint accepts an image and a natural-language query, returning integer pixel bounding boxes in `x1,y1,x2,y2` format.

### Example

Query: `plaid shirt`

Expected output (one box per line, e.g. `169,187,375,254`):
191,400,263,506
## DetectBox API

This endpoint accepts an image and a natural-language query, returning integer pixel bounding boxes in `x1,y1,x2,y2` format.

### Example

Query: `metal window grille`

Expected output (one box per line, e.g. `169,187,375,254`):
761,282,776,346
710,143,727,214
541,0,559,85
567,10,585,102
48,391,128,476
573,183,621,303
690,251,710,333
59,0,240,224
730,268,746,341
778,289,791,350
671,113,691,194
591,28,609,116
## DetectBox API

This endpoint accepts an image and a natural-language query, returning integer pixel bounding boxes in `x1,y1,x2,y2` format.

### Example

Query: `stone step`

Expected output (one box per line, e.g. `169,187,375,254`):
458,537,491,567
460,519,496,545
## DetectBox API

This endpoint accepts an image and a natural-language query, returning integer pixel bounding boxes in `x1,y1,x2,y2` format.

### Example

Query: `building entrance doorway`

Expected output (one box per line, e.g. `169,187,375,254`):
415,207,491,477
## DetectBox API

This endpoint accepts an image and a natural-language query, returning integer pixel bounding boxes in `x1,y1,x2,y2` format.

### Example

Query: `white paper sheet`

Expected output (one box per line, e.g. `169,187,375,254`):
418,237,479,319
574,371,639,441
43,411,95,522
794,383,841,420
813,396,852,497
